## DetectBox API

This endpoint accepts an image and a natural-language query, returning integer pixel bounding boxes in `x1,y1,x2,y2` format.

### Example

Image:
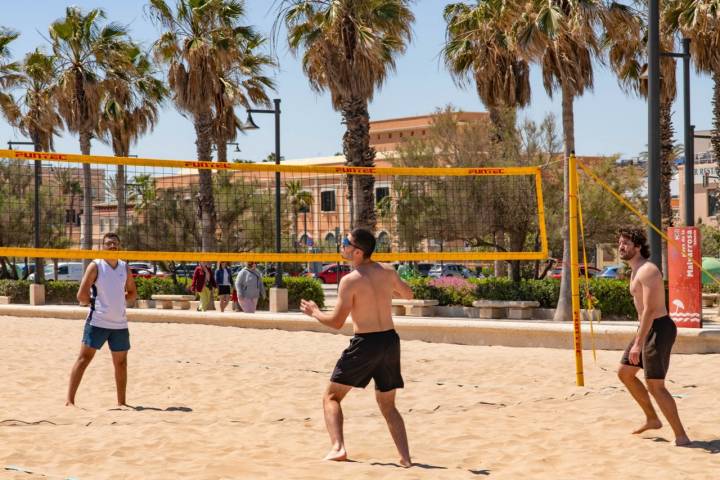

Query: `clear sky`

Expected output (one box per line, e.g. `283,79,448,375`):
0,0,715,163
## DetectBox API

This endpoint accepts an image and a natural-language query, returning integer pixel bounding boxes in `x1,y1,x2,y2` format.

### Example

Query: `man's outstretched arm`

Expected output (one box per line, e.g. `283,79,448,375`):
301,276,353,330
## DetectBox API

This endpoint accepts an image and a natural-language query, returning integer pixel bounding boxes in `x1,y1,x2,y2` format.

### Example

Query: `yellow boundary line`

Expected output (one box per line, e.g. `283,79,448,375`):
0,247,547,263
0,149,540,177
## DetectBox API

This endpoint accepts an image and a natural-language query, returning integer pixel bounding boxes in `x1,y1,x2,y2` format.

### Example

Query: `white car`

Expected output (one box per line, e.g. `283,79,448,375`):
29,262,85,282
428,264,478,279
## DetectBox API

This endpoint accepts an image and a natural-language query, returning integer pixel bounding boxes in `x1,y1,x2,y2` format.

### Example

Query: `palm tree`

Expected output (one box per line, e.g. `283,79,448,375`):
665,0,720,179
442,1,530,139
515,0,619,321
49,7,131,253
279,0,414,231
285,180,314,252
97,43,167,231
211,26,275,163
12,49,64,283
52,167,83,244
0,28,20,125
13,49,62,153
149,0,265,251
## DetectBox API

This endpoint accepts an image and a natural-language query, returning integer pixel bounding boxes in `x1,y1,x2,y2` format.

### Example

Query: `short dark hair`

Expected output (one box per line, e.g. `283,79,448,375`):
351,228,376,259
103,232,120,243
618,227,650,259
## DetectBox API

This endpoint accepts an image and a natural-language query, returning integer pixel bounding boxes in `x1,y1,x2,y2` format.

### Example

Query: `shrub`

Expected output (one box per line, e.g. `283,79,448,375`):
46,281,79,304
406,277,475,306
257,276,325,310
134,277,190,300
0,279,30,303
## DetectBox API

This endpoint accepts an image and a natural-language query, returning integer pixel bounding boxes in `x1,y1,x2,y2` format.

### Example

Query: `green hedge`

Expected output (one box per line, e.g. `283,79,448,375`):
257,276,325,310
0,279,30,303
408,277,636,318
134,277,190,300
46,281,79,304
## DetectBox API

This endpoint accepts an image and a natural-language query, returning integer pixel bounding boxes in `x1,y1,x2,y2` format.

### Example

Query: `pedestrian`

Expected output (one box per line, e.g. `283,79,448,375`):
234,262,266,313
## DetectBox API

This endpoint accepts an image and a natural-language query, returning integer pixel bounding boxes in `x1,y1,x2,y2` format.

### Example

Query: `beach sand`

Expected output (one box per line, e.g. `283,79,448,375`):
1,315,718,479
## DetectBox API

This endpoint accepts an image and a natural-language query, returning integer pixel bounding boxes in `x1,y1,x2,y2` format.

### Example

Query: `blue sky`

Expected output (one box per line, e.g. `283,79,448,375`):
0,0,715,162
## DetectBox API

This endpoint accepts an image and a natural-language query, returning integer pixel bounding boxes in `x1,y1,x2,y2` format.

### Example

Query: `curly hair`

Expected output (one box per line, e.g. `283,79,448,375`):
618,227,650,259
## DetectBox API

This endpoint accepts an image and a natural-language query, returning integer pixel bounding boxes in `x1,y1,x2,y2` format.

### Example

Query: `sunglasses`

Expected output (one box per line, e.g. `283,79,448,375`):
104,240,119,247
342,237,362,250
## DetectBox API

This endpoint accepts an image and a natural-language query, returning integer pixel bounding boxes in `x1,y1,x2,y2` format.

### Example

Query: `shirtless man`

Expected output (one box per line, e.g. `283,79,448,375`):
66,232,137,407
300,228,414,467
616,227,690,446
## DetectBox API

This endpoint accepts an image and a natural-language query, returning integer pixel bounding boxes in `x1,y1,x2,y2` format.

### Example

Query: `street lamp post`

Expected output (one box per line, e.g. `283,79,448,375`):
660,39,693,226
648,0,662,268
9,140,41,284
243,99,283,287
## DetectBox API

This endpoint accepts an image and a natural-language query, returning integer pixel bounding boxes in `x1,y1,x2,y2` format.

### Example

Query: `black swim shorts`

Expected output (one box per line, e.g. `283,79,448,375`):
330,329,404,392
621,315,677,379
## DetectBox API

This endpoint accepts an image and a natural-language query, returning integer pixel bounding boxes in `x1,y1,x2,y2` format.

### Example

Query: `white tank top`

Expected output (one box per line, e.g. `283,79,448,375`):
88,259,128,329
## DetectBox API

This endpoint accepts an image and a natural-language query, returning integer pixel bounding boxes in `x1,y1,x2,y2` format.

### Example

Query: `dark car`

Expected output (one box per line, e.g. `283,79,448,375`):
314,264,351,284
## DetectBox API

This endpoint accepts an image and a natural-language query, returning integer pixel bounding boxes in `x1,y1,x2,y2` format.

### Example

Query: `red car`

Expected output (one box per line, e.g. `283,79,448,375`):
129,266,154,279
314,264,351,284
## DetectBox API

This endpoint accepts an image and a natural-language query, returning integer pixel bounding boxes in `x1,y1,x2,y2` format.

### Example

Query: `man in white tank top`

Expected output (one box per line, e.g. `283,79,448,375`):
66,232,137,407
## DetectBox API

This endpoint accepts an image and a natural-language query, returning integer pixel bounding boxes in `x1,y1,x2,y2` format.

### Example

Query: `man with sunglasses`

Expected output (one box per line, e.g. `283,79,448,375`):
66,232,137,407
300,227,414,467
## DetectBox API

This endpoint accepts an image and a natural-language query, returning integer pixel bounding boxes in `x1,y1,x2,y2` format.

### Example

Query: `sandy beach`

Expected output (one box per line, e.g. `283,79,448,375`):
1,315,718,479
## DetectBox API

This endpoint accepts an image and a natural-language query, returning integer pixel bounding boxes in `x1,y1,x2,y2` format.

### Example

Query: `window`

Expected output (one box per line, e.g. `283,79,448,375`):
58,265,68,275
399,132,403,138
376,231,391,253
321,191,336,212
375,186,390,205
388,133,393,139
99,219,106,233
709,191,720,216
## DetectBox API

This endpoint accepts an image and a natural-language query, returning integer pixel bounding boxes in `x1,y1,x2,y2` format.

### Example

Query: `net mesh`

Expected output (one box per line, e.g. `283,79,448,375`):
0,150,547,262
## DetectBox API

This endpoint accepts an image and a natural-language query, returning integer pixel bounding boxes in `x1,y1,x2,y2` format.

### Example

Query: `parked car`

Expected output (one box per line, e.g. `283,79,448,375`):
416,263,434,277
28,262,84,282
129,266,154,279
548,264,602,279
128,262,170,278
428,263,476,279
314,264,351,284
598,264,624,279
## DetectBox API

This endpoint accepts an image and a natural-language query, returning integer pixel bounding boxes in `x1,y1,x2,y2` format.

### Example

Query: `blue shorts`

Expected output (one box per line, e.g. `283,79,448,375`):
82,323,131,352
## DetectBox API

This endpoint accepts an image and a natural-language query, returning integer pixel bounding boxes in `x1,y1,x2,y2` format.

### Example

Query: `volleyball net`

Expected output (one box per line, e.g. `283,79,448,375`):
0,149,548,263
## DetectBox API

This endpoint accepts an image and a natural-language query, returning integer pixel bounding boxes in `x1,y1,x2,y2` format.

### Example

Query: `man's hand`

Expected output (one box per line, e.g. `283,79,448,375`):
629,341,642,365
300,299,319,318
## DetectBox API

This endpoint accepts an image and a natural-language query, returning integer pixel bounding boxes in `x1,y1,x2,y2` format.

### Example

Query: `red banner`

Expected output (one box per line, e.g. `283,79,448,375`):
667,227,702,328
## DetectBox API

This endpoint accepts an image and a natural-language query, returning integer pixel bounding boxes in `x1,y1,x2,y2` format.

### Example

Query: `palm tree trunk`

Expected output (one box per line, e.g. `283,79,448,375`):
659,99,674,229
216,139,227,163
341,96,376,231
554,79,575,323
80,130,93,254
195,112,217,252
494,229,507,278
712,71,720,172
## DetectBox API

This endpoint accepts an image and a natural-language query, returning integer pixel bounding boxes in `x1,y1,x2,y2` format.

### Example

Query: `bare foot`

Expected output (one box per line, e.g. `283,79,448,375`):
323,447,347,462
399,458,412,468
632,418,662,434
675,435,691,446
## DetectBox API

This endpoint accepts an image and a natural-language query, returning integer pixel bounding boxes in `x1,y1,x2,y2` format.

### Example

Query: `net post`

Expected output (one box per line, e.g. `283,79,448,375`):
568,152,585,386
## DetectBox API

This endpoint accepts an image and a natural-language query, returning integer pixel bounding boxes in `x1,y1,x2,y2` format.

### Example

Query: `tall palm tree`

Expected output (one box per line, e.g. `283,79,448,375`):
0,28,20,125
665,0,720,182
443,0,530,139
285,180,314,252
49,7,131,252
279,0,414,231
443,0,530,277
12,49,64,283
212,27,275,163
515,0,625,321
13,49,62,153
149,0,264,251
97,43,167,231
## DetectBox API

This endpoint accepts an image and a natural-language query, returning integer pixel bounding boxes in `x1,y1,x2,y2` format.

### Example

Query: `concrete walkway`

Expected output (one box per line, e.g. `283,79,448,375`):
3,304,720,354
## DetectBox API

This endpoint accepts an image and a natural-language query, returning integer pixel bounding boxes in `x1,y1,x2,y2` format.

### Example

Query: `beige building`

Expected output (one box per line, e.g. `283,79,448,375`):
676,130,718,226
